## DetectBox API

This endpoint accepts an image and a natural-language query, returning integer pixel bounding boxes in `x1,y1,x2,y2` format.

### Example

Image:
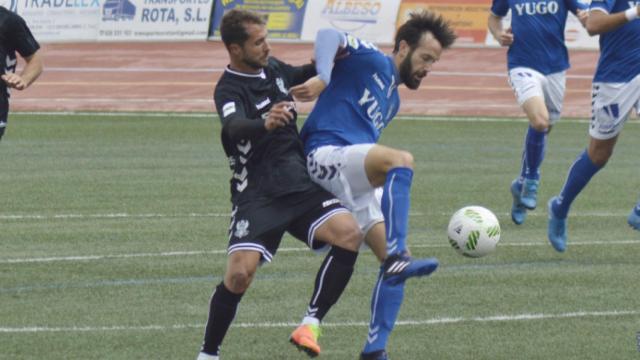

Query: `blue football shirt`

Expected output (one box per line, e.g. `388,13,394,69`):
590,0,640,82
300,33,400,155
491,0,586,74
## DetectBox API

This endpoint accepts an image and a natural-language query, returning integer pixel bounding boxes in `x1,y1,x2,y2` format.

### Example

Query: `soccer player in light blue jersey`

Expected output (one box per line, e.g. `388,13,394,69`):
289,11,456,360
547,0,640,252
488,0,587,225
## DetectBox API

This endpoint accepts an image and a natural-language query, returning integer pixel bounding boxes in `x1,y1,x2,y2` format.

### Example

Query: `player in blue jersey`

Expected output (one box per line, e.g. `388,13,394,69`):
547,0,640,251
488,0,587,225
290,11,456,360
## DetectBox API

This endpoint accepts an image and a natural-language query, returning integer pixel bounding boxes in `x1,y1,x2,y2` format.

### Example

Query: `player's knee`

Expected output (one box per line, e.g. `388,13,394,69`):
390,150,414,169
588,147,612,167
530,114,549,131
334,221,363,251
225,268,254,293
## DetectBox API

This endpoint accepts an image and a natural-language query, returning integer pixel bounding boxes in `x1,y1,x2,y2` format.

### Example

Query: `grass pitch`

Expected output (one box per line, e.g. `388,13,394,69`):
1,113,639,359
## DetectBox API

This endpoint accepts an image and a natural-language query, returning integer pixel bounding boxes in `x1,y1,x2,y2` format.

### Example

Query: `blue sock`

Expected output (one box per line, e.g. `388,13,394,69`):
518,148,527,182
553,149,602,218
524,125,547,180
363,269,405,354
381,167,413,255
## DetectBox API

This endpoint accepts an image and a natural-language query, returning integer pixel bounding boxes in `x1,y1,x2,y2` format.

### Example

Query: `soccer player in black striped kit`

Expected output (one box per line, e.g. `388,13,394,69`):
0,5,43,141
196,9,362,359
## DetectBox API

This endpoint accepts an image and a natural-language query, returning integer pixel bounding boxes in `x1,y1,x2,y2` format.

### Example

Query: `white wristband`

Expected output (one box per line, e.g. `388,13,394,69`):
625,7,638,21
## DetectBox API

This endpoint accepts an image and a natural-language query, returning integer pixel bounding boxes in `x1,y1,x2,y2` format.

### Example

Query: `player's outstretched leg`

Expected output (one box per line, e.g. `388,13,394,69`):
547,150,602,252
361,269,404,359
627,202,640,230
290,246,358,357
197,282,244,360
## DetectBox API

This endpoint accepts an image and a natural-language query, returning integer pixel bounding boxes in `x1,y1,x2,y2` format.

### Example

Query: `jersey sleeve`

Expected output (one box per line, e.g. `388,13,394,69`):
9,14,40,58
589,0,615,13
214,86,266,141
490,0,509,17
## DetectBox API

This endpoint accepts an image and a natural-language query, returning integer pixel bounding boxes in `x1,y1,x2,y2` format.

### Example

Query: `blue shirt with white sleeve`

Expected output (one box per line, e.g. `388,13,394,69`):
300,31,400,155
490,0,587,74
590,0,640,82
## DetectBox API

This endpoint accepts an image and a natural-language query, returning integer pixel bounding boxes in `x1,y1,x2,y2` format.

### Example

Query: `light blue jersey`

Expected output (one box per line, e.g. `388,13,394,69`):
491,0,586,74
300,33,400,155
590,0,640,82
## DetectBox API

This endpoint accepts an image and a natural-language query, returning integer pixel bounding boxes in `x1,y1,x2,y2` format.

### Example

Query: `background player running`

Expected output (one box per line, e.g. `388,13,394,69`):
488,0,587,225
547,0,640,252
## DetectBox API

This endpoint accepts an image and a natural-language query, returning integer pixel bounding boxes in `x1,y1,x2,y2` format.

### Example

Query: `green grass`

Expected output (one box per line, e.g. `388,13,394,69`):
1,113,639,359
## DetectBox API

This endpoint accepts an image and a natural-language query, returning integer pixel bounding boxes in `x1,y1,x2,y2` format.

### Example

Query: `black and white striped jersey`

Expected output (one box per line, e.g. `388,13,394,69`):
0,6,40,125
214,57,317,204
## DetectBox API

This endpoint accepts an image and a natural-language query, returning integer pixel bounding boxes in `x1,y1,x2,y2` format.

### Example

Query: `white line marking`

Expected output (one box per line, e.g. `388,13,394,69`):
0,310,636,333
2,240,638,265
0,212,228,220
39,67,594,79
0,210,630,221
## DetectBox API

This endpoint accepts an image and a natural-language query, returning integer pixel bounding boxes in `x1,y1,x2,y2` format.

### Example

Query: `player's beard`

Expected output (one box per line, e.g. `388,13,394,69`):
399,49,421,90
242,51,269,71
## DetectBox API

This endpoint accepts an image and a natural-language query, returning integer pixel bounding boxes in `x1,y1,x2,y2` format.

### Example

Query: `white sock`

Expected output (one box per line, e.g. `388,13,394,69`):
196,352,219,360
302,316,320,326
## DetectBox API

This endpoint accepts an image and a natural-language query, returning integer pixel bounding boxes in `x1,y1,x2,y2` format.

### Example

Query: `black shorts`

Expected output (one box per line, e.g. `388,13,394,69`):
227,187,348,262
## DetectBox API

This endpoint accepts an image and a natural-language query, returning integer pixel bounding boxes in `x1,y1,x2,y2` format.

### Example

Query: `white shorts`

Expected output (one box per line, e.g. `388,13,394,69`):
589,75,640,140
306,144,383,233
508,67,566,124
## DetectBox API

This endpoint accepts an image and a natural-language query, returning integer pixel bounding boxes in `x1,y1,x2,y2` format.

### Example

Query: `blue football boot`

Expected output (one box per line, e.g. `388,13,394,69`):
521,179,539,210
547,196,567,252
382,252,438,286
510,179,527,225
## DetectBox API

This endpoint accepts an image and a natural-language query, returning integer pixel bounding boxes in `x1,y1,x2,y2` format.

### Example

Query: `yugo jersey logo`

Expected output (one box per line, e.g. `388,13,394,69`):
514,1,560,16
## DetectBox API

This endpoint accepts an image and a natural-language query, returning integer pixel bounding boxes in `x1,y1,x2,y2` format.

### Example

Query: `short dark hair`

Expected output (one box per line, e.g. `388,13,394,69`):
220,9,267,48
393,10,456,53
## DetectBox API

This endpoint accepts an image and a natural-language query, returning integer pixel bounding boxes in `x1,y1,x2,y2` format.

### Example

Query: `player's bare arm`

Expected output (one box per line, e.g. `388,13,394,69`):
290,75,326,102
587,6,639,35
1,51,43,90
487,13,513,46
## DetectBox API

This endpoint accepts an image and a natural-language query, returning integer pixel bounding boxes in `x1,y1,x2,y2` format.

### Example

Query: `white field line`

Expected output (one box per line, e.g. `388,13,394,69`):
41,67,595,80
11,112,633,125
8,111,616,125
0,309,637,333
0,210,631,221
2,240,639,265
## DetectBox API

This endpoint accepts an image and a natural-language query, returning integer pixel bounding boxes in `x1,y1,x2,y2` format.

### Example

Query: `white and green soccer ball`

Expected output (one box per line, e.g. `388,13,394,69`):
447,206,501,258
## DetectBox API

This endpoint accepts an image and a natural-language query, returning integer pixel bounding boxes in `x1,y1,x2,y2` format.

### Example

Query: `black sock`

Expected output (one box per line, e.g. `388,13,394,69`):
200,282,244,355
306,246,358,321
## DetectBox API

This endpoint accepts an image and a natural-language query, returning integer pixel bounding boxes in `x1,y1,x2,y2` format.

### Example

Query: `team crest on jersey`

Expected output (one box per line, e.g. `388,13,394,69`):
234,219,250,238
276,77,288,95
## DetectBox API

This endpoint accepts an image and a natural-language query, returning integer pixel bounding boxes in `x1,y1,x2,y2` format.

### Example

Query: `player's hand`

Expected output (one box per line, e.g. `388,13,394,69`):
264,101,295,131
497,28,514,47
576,9,588,27
290,76,326,102
1,73,28,90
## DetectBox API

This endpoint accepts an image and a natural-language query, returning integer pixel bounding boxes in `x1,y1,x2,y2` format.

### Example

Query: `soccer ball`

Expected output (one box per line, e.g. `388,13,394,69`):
447,206,501,258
